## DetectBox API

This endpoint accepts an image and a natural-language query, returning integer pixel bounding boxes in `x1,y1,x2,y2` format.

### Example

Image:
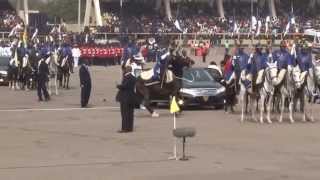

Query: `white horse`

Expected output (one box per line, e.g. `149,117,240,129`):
46,50,60,96
258,62,277,124
273,66,301,123
240,54,259,123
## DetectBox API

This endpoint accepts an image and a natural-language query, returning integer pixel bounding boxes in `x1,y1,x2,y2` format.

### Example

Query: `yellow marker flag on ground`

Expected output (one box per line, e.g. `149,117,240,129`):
170,96,180,114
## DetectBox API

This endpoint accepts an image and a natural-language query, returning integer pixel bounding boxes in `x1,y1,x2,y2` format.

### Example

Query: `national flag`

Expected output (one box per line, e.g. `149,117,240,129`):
174,19,182,32
265,16,270,35
170,96,180,114
31,28,38,40
256,20,262,36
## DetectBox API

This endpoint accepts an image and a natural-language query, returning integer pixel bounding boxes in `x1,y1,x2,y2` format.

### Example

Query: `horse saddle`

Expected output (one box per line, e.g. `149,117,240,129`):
141,69,174,85
140,69,154,81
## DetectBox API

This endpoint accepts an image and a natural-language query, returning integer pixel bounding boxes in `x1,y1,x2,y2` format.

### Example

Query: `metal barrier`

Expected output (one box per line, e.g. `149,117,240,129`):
0,31,304,44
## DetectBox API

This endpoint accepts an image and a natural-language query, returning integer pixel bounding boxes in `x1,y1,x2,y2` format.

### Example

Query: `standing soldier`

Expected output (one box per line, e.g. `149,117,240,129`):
37,58,50,101
79,60,92,108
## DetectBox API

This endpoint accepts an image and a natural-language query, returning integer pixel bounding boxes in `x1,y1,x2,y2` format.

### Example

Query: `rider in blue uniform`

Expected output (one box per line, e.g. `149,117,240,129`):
272,40,294,85
232,41,249,92
296,42,313,81
152,48,169,81
61,43,73,72
246,44,267,87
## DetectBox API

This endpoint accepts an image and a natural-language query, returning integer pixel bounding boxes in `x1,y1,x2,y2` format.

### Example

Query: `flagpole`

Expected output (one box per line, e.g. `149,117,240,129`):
169,97,179,160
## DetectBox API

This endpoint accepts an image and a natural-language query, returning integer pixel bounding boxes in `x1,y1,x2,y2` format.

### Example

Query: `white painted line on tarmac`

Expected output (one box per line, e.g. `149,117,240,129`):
0,106,120,112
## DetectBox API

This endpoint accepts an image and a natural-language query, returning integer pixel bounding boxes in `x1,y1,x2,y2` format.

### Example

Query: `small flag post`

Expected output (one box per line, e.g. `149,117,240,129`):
169,96,180,160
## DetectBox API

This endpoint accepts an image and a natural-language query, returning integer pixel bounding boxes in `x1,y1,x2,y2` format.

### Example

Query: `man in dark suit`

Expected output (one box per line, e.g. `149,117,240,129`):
37,59,50,101
116,66,137,133
79,60,92,108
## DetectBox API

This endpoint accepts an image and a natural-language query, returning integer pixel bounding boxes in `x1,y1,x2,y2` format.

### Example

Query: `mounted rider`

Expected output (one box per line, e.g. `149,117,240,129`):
121,39,139,75
296,42,313,85
146,37,158,62
272,40,294,86
61,42,73,73
232,40,249,92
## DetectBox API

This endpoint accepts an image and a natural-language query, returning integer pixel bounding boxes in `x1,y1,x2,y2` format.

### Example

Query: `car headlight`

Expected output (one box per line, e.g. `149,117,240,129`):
216,86,226,94
0,71,7,76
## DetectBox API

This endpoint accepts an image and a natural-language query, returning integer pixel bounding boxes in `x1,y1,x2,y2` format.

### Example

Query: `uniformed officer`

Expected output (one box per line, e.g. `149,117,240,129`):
116,66,137,133
79,60,92,108
37,58,50,101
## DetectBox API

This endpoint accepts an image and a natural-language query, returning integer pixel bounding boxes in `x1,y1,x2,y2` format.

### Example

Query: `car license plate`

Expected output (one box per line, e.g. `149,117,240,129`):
203,96,209,102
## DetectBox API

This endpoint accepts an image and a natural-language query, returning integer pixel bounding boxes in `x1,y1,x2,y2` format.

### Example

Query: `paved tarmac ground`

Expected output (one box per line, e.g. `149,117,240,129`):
1,48,320,180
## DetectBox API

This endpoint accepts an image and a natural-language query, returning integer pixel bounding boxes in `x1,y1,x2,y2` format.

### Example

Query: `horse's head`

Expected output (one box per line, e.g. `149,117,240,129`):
291,65,302,89
266,61,278,85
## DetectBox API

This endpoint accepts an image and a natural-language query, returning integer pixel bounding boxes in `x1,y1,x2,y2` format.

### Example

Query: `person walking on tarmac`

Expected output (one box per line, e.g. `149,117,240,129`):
79,60,92,108
37,59,50,101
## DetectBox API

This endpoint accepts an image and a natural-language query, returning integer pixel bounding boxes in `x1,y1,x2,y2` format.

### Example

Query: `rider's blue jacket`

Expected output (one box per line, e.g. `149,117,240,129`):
297,51,313,72
272,49,294,70
234,49,249,77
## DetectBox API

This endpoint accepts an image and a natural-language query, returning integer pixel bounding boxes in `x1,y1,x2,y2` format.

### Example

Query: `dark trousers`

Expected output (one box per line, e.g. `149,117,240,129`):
37,80,49,100
81,84,91,107
202,55,206,63
120,102,134,131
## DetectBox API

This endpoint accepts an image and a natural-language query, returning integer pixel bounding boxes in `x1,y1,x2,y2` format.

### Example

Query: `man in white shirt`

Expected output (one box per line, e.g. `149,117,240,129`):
72,45,81,68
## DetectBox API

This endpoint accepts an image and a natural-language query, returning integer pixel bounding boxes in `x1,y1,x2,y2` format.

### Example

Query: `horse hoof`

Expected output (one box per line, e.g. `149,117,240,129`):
151,112,159,118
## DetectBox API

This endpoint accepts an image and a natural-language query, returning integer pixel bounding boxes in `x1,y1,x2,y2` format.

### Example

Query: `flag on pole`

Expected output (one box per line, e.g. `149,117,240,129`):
23,28,28,47
31,28,38,41
256,20,262,36
174,19,183,32
170,96,180,114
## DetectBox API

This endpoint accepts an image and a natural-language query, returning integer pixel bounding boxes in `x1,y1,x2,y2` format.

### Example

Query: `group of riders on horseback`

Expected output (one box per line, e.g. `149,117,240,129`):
121,35,319,123
222,38,319,123
7,35,74,100
120,37,194,117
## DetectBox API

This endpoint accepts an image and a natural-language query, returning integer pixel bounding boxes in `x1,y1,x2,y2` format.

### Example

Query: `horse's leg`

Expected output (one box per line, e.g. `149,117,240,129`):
48,78,52,96
279,95,285,123
266,93,273,124
289,99,295,123
251,95,257,122
259,94,265,124
67,74,70,89
55,74,59,95
240,92,245,123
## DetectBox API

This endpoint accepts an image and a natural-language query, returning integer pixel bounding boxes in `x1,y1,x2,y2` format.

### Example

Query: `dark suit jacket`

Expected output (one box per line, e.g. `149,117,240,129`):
38,60,49,81
116,73,137,105
79,64,91,87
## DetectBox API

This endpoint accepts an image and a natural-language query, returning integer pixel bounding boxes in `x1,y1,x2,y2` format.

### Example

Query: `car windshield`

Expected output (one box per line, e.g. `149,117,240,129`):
183,69,214,82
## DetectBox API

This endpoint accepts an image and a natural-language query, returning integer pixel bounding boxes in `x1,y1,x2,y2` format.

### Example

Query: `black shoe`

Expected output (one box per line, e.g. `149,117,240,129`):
117,130,131,133
45,96,50,101
38,98,43,102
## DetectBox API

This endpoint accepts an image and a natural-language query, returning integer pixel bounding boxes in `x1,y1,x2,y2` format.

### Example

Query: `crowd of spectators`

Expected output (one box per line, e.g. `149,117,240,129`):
90,1,320,35
0,10,23,31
